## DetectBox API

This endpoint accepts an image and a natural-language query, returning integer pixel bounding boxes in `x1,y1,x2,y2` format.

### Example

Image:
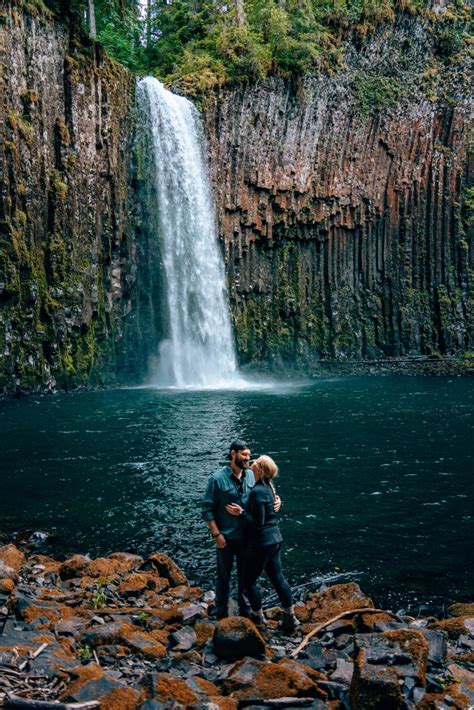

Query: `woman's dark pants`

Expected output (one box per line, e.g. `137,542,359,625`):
215,538,250,618
243,542,293,611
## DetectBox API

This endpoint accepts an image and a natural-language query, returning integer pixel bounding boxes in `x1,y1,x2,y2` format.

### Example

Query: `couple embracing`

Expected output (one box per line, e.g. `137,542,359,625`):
201,440,299,632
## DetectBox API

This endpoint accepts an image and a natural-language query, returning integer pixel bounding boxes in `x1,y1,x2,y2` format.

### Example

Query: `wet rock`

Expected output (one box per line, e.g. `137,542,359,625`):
213,617,266,660
143,553,187,587
301,583,374,625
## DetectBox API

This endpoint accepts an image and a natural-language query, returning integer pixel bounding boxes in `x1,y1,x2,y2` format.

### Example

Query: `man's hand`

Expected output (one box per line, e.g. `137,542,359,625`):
225,503,243,516
215,533,226,549
274,495,282,513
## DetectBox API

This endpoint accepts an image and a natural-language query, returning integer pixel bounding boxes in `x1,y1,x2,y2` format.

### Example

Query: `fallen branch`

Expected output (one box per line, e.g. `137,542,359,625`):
290,607,402,657
18,643,49,672
5,695,100,709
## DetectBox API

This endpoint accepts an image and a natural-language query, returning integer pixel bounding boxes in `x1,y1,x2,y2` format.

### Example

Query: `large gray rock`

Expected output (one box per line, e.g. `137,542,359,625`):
213,616,266,660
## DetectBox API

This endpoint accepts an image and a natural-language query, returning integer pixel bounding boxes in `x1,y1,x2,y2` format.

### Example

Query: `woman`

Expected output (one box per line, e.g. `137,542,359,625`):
226,455,300,631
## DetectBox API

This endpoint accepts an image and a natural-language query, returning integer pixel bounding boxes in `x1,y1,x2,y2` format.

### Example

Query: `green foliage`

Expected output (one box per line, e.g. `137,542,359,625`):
92,579,108,609
352,71,407,116
38,0,470,94
77,644,93,663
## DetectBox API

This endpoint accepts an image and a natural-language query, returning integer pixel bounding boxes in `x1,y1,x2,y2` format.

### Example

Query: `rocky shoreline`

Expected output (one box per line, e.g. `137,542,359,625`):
0,545,473,709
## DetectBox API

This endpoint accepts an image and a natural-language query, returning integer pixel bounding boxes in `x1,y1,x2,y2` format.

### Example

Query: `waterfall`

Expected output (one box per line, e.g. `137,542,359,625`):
136,77,240,388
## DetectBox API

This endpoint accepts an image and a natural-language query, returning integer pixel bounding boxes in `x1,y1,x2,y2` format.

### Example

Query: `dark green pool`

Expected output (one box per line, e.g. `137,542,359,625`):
1,375,472,611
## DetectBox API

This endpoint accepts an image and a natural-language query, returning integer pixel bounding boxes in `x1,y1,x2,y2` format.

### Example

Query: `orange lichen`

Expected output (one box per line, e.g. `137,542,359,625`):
99,686,142,710
153,674,198,705
0,578,15,594
305,583,374,625
430,617,473,640
23,602,76,625
0,544,25,573
61,663,104,698
117,573,157,594
195,622,214,647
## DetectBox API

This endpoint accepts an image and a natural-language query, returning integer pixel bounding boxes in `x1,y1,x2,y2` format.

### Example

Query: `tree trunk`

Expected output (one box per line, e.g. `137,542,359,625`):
235,0,245,26
88,0,97,38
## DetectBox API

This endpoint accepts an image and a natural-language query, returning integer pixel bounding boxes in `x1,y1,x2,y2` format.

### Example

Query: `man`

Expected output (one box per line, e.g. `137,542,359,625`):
201,439,280,619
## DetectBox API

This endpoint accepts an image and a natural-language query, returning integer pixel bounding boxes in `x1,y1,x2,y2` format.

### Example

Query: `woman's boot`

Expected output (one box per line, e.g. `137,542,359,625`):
281,606,301,632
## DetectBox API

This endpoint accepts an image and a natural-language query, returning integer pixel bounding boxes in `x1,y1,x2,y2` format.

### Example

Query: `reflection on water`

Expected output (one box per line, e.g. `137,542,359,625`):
0,376,473,610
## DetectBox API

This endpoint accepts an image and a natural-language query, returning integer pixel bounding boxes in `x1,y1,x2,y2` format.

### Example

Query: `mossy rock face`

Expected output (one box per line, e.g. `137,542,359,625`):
0,4,156,394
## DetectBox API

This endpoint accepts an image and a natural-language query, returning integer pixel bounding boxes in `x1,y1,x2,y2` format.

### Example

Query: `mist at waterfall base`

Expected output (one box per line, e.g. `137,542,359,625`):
136,77,242,390
1,376,473,612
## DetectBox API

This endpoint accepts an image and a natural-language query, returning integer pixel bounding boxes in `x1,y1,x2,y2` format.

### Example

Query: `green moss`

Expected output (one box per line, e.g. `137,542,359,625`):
49,170,68,200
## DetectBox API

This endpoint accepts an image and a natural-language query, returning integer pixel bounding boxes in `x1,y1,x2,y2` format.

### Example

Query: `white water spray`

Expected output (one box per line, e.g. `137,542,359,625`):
137,77,240,388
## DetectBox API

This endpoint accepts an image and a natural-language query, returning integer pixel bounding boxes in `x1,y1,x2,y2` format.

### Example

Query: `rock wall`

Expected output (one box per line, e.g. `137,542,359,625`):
0,2,156,394
205,11,472,366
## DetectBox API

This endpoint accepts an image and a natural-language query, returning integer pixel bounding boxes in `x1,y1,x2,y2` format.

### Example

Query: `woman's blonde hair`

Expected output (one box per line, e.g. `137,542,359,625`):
253,455,278,480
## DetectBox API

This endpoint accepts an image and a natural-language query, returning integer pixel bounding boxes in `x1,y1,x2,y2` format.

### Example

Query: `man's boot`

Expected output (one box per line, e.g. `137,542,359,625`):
280,606,301,633
249,608,267,628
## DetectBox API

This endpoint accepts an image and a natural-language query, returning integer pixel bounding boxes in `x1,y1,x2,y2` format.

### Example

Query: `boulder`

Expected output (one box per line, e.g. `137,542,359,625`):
0,560,19,582
221,657,327,701
303,583,374,625
108,551,144,571
0,577,16,594
213,617,266,660
140,672,200,705
117,572,160,596
351,629,429,708
170,625,197,651
82,622,167,660
64,664,141,708
142,553,187,586
0,544,25,574
447,603,474,618
430,616,474,640
60,555,90,580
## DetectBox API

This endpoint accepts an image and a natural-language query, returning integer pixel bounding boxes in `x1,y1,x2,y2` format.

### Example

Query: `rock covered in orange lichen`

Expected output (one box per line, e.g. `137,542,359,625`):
0,544,25,574
142,552,187,586
60,555,90,580
0,578,16,594
213,616,266,660
117,572,159,595
430,616,474,640
98,686,142,710
301,582,374,625
222,657,326,700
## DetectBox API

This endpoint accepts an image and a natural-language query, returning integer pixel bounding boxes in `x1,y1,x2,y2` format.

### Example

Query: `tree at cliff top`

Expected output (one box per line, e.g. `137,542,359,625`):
42,0,468,90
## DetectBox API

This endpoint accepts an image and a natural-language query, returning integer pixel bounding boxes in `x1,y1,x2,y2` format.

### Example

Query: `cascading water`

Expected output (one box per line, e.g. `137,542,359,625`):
136,77,240,388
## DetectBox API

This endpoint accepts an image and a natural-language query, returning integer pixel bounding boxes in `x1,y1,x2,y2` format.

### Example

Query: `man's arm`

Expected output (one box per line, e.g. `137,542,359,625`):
201,477,226,548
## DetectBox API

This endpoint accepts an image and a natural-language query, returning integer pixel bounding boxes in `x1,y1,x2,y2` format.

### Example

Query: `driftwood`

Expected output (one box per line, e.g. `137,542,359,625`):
4,695,99,709
18,643,49,672
290,607,402,657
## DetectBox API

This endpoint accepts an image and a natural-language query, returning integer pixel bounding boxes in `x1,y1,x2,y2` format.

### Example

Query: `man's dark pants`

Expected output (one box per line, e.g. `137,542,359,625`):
215,538,249,618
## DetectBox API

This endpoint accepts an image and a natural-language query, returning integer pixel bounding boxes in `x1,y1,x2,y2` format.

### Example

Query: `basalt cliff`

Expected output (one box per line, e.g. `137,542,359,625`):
204,12,472,366
0,2,472,393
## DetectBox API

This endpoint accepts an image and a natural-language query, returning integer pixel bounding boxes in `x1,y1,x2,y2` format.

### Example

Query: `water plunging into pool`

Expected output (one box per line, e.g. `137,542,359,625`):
137,77,240,389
